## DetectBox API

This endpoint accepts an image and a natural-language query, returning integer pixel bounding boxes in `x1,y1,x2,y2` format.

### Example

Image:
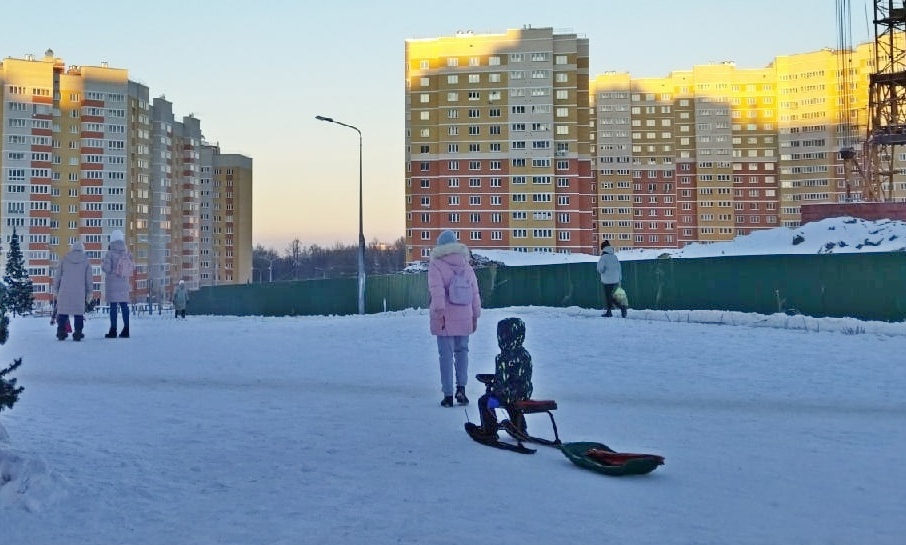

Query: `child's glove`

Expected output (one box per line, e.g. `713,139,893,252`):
487,396,500,409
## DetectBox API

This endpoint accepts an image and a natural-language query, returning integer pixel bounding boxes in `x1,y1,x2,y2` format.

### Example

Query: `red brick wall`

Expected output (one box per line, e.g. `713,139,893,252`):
800,202,906,224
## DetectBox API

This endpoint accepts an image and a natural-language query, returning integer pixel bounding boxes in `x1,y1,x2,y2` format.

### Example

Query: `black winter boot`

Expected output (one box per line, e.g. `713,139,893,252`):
119,326,130,338
105,327,117,338
440,396,454,407
73,331,84,341
455,386,469,405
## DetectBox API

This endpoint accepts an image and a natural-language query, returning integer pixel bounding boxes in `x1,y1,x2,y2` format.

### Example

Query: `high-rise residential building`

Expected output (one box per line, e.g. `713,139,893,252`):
0,51,252,309
593,41,881,250
404,27,596,262
205,149,253,287
407,28,900,256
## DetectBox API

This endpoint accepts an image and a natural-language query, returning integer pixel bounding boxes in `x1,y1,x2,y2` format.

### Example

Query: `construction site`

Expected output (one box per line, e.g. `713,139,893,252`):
806,0,906,221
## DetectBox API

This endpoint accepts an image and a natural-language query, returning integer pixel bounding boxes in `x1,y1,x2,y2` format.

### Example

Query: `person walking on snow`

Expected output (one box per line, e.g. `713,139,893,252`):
428,230,481,407
172,280,189,319
596,240,626,318
102,229,133,338
52,241,93,341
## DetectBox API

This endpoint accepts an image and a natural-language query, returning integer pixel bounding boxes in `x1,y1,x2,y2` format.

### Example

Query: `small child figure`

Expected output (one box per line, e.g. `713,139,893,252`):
49,298,72,334
475,317,533,439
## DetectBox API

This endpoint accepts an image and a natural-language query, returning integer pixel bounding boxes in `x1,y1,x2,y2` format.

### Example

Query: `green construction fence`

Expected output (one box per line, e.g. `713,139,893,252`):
189,252,906,322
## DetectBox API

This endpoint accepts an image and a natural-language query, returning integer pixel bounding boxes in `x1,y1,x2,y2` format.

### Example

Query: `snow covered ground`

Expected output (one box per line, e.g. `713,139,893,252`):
1,306,904,545
2,217,905,544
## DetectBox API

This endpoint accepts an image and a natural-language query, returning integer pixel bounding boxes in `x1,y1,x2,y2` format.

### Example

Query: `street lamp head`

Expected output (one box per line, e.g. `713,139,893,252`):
315,115,334,123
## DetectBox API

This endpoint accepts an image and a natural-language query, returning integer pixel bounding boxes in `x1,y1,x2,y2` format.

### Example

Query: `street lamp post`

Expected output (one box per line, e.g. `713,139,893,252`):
315,115,366,315
264,257,273,283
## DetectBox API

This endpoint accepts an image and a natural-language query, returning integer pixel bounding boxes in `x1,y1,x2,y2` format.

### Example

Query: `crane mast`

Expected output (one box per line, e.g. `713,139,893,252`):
864,0,906,201
837,0,864,201
837,0,906,202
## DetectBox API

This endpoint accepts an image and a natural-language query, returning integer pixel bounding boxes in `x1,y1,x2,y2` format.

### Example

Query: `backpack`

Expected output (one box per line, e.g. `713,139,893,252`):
448,267,473,305
115,253,134,278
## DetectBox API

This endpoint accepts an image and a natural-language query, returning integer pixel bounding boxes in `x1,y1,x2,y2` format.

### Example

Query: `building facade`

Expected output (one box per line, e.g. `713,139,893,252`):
0,51,252,308
407,29,901,258
404,27,596,262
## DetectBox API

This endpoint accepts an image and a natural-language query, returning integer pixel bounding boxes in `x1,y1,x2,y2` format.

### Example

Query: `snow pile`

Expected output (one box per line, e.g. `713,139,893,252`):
468,216,906,266
621,216,906,260
0,439,68,513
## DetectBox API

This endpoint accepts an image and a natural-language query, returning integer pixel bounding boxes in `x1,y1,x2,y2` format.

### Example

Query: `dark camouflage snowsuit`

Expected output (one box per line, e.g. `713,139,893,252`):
478,317,533,434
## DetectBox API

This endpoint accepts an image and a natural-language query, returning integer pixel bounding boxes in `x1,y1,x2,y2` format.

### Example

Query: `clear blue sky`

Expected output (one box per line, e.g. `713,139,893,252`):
0,0,864,251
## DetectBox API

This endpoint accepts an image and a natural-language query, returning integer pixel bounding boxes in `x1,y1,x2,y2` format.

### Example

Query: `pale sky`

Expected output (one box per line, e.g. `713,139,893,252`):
0,0,863,251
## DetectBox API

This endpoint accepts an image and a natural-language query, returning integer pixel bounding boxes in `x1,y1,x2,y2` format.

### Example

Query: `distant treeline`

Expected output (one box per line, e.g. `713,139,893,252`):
252,238,407,282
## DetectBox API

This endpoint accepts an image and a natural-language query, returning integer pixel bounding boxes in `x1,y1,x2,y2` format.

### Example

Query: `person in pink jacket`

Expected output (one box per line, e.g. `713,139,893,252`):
428,230,481,407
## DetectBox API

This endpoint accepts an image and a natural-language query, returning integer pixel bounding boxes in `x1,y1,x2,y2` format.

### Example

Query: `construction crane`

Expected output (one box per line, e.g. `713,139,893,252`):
864,0,906,202
840,0,906,202
836,0,865,201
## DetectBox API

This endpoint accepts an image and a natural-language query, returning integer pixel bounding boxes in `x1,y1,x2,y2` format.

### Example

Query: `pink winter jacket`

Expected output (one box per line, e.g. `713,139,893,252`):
427,243,481,336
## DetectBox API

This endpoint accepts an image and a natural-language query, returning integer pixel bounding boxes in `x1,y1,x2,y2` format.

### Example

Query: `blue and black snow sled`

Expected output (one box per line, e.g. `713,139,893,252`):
466,375,665,475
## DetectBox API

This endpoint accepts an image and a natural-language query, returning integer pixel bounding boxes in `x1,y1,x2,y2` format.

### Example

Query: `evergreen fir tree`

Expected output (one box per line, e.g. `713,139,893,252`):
3,228,33,316
0,286,21,414
0,358,23,414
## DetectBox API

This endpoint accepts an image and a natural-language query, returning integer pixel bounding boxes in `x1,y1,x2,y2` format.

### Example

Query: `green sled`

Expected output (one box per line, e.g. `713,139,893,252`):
559,441,664,476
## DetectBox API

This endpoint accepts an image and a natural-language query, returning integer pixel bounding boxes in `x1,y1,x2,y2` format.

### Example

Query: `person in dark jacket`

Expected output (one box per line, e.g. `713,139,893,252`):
475,317,533,439
52,241,93,341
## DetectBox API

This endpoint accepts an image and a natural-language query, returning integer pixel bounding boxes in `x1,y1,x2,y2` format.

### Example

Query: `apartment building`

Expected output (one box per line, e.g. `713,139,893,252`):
404,27,596,262
0,51,252,308
206,150,253,287
593,42,881,251
409,29,901,256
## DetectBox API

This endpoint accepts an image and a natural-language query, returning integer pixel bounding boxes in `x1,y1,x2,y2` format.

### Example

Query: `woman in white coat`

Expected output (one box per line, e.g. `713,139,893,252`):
53,241,92,341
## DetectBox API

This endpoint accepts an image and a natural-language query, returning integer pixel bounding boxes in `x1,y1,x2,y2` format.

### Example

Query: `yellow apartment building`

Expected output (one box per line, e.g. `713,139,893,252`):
409,28,899,256
0,50,252,308
404,27,596,262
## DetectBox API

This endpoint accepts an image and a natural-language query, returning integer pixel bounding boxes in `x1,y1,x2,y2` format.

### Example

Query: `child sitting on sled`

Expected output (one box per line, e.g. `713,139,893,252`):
473,317,533,439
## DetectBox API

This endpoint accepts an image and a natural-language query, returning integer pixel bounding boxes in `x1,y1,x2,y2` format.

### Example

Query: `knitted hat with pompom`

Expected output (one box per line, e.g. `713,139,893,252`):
437,230,457,246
